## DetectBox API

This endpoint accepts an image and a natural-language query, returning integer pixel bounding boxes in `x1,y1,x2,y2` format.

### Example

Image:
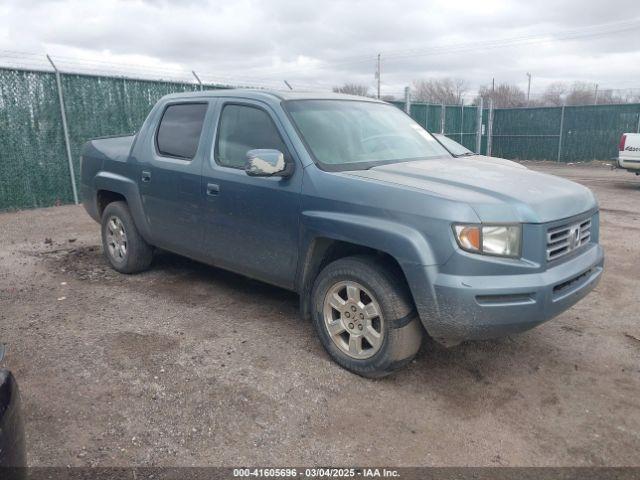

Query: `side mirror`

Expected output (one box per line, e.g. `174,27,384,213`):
245,149,293,177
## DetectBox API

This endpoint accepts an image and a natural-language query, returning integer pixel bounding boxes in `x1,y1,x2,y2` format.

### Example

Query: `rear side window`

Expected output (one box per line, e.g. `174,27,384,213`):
156,103,208,159
215,104,288,169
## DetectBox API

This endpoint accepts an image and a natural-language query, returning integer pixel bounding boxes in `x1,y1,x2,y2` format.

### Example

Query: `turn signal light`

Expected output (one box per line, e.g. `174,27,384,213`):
454,225,481,252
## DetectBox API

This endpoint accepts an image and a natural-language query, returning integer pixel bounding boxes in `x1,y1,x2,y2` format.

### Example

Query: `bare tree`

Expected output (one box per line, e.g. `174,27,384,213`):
596,89,621,104
412,78,467,104
602,89,640,104
474,83,526,108
541,82,567,106
539,81,632,106
565,82,598,105
332,83,370,97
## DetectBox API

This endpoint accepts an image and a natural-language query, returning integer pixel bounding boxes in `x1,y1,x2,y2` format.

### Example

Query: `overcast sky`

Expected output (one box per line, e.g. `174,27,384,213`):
1,0,639,99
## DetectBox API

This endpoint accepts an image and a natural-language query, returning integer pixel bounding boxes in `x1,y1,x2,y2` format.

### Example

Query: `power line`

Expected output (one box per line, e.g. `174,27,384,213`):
1,15,639,95
238,17,640,78
2,17,637,84
1,17,638,84
375,18,640,61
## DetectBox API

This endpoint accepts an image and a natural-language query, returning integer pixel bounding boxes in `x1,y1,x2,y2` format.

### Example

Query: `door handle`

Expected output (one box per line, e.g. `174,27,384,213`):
206,183,220,196
141,170,151,183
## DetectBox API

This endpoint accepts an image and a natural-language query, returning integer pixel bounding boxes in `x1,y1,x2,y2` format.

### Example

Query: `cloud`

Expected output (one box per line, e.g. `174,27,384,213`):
0,0,638,97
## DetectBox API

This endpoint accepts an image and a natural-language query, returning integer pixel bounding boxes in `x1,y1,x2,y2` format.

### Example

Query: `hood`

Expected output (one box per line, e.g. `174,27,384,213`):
462,154,528,169
345,157,597,223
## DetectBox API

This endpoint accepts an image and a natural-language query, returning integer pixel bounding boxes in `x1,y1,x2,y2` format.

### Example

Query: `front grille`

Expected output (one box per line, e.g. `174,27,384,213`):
546,218,591,261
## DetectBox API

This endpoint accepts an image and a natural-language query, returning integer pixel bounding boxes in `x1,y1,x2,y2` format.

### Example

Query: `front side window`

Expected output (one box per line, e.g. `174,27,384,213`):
156,103,208,159
215,104,288,169
284,100,450,171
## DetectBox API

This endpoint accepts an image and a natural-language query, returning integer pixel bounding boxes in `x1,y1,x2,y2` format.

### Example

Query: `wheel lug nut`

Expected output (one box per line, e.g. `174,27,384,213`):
359,313,364,319
351,306,356,312
345,312,350,318
348,323,354,329
358,324,363,331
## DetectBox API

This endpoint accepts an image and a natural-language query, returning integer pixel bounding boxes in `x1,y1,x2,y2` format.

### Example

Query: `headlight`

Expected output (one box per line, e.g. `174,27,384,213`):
453,224,521,258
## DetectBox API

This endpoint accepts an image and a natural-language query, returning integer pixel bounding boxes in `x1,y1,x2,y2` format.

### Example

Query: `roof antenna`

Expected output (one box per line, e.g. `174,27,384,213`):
284,80,293,90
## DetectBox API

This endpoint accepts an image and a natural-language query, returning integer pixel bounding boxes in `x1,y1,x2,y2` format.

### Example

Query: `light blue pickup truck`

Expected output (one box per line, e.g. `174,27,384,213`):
81,90,604,377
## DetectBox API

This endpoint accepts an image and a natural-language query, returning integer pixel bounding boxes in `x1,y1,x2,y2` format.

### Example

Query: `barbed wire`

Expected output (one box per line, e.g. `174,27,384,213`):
0,50,338,92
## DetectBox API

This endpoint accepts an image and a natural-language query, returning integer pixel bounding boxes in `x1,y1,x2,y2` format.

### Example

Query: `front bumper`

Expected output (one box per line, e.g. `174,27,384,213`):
411,244,604,346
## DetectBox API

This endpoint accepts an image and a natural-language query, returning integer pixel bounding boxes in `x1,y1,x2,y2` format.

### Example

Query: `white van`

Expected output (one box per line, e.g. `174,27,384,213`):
618,133,640,175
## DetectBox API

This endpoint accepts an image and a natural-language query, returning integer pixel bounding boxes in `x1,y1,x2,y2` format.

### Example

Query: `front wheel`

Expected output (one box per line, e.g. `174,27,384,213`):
310,255,424,378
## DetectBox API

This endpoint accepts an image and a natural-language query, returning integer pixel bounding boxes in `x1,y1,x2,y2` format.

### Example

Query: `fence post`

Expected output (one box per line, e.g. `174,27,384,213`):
475,97,483,154
404,87,411,114
460,100,465,143
557,105,566,163
440,103,446,134
424,103,429,131
192,70,203,91
486,99,494,157
46,54,79,205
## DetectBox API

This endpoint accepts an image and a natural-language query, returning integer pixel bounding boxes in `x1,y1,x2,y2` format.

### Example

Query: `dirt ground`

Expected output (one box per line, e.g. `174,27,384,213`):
0,162,639,467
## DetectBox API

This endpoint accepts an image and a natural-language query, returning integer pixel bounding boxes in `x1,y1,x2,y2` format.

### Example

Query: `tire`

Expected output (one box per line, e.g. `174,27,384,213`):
101,201,153,274
310,255,423,378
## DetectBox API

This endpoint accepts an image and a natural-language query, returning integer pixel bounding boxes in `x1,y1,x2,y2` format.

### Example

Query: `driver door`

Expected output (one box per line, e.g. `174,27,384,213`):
200,101,303,289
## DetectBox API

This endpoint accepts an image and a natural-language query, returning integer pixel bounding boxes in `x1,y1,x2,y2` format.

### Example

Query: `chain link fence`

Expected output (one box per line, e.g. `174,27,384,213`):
395,99,640,162
0,69,70,210
0,66,225,211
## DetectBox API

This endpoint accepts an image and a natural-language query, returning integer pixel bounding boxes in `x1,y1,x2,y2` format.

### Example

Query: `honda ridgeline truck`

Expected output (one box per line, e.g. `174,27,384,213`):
81,90,604,377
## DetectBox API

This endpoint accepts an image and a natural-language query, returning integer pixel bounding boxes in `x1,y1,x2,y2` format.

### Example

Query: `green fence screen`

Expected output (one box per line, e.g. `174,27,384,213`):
0,69,70,209
491,107,561,161
2,66,640,211
0,67,222,210
396,100,640,163
560,104,640,162
395,102,481,153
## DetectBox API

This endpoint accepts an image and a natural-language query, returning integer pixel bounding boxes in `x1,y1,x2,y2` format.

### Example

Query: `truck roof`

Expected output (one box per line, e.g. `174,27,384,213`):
160,88,384,104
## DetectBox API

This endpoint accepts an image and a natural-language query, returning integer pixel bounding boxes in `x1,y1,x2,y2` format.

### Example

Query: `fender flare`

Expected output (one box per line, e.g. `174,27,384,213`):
93,171,153,243
296,210,440,321
300,210,438,265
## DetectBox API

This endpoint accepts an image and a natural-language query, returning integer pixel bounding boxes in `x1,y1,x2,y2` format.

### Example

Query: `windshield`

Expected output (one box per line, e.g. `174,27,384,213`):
434,134,474,157
284,100,450,170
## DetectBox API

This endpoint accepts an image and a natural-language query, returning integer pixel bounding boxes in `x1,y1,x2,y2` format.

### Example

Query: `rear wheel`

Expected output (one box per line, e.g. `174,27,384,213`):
311,255,423,378
101,201,153,274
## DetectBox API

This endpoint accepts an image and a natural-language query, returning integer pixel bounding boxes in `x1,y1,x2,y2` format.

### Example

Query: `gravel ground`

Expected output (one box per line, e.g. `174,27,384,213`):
0,162,639,467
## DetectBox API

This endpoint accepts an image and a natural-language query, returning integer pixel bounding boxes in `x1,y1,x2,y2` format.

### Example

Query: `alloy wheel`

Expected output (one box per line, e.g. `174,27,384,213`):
323,280,384,359
106,216,128,262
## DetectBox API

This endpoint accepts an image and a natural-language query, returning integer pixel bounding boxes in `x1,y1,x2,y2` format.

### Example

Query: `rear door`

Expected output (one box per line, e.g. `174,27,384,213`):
200,100,303,289
138,101,212,256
